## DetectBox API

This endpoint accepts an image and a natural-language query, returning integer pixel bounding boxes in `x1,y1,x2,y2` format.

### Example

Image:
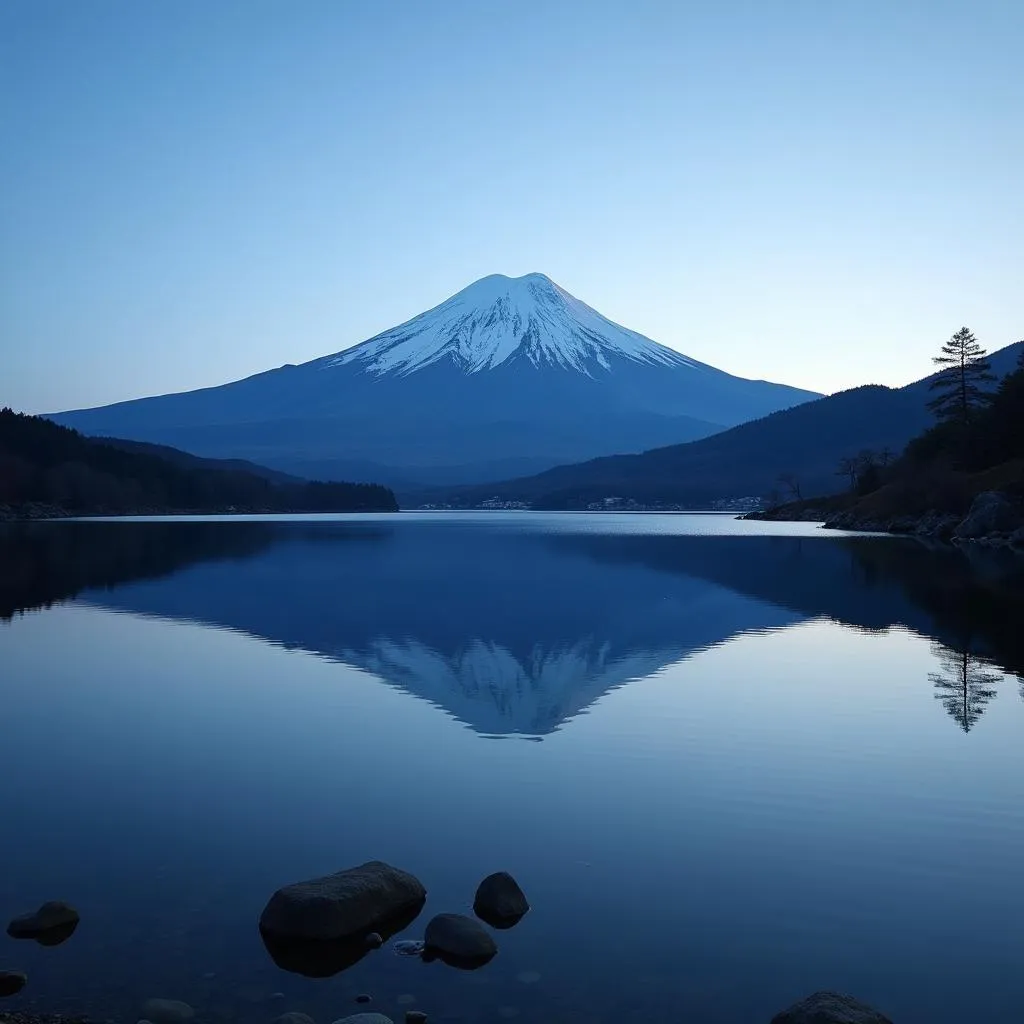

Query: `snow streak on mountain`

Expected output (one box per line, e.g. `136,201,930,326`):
324,273,696,376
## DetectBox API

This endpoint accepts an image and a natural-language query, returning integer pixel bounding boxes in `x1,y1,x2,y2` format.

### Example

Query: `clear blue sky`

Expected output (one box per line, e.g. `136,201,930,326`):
2,0,1021,413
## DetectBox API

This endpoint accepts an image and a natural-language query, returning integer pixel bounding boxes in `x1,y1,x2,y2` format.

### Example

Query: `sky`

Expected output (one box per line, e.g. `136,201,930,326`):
1,0,1022,413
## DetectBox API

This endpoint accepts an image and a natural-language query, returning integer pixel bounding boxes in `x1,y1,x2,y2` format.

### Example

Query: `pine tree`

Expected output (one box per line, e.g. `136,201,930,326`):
927,327,995,424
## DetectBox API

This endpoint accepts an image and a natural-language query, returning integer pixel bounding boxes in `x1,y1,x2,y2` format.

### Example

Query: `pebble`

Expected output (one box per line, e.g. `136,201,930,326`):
0,971,28,997
393,940,425,957
275,1013,315,1024
365,932,384,949
405,1013,428,1024
356,995,372,1005
141,999,195,1024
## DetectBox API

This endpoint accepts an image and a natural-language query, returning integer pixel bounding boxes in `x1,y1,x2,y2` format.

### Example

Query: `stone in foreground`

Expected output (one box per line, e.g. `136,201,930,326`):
260,862,426,942
473,872,529,928
0,971,28,997
274,1014,315,1024
331,1016,394,1024
7,901,80,941
141,999,195,1024
770,990,894,1024
424,913,497,968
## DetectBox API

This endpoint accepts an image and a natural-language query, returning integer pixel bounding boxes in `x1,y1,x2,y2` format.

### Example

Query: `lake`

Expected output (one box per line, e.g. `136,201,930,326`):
2,512,1023,1024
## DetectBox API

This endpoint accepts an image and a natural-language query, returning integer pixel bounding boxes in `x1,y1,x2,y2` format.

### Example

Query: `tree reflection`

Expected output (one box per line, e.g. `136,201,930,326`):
929,642,1002,733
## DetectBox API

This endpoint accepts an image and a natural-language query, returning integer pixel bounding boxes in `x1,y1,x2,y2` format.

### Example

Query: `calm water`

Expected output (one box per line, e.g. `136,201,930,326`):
2,513,1024,1024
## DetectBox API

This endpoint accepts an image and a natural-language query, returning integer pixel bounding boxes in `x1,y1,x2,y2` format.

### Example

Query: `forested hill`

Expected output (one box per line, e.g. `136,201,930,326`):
438,340,1024,508
0,409,398,516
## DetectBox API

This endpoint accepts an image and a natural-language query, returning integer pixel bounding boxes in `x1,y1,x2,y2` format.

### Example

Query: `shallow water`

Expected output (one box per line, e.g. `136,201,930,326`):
1,513,1023,1024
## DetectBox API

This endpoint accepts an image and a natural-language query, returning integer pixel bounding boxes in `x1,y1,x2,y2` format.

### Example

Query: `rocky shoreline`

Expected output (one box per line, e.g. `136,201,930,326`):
747,490,1024,550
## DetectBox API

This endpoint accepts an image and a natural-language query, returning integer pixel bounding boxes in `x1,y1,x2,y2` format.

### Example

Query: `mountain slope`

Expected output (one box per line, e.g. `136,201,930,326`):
443,340,1024,507
50,274,820,488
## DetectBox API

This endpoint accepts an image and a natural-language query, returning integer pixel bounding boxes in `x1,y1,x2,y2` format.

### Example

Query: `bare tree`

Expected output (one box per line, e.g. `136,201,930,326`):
778,472,802,501
836,455,858,490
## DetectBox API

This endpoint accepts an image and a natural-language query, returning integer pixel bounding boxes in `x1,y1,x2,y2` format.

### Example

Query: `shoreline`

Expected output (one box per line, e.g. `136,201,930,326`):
745,490,1024,550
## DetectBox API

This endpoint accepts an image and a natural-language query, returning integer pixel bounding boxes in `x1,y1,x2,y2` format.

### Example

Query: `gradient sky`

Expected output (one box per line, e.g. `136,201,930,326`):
2,0,1022,413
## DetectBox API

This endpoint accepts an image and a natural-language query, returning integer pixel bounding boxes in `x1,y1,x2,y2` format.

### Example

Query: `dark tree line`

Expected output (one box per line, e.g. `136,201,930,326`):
0,409,398,514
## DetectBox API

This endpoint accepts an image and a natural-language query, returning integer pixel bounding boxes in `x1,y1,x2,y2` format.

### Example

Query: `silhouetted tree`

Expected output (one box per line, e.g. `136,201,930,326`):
928,327,995,425
930,642,1001,733
778,472,802,501
836,456,858,490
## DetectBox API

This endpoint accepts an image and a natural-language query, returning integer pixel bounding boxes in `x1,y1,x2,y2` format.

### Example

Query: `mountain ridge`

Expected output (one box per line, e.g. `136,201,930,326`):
436,340,1024,507
49,273,821,488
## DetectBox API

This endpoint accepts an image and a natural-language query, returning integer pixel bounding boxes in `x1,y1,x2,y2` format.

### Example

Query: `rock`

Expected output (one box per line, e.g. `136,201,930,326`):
331,1016,394,1024
473,872,529,928
260,861,426,943
7,901,80,942
770,990,894,1024
141,1000,195,1024
0,971,28,997
955,491,1021,540
393,940,425,957
261,899,424,979
423,913,497,968
356,995,372,1004
405,1013,427,1024
365,932,383,948
275,1014,315,1024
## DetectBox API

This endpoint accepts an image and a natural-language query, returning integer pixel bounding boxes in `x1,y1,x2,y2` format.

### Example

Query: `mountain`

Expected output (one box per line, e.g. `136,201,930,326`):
49,274,820,489
0,409,398,516
443,340,1024,508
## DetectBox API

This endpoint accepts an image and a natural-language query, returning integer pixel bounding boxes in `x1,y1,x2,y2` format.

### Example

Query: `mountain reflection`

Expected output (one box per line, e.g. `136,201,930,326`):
2,519,1023,735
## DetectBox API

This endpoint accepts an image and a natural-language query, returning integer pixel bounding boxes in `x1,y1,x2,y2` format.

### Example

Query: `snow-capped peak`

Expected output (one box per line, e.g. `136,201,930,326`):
323,273,697,376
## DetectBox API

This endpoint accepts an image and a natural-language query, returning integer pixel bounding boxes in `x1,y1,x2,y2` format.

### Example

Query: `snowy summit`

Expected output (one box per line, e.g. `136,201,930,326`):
325,273,695,376
52,271,822,487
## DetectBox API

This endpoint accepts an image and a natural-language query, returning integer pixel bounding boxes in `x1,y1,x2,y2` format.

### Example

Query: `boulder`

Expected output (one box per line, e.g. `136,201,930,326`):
955,491,1021,540
473,872,529,928
424,913,497,968
770,990,893,1024
331,1016,394,1024
261,898,424,978
0,971,28,998
260,862,426,942
7,901,80,941
141,1000,195,1024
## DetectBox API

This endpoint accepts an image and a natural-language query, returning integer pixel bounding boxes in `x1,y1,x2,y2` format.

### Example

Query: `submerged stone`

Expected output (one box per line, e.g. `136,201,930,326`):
770,990,894,1024
423,913,497,968
0,971,28,997
141,999,195,1024
7,901,80,943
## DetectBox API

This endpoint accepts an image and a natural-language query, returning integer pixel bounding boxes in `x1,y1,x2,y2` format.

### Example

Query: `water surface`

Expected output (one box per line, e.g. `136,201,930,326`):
1,513,1023,1024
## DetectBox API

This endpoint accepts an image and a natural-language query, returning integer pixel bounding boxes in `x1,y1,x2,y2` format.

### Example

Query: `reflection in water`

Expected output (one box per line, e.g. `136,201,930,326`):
3,515,1024,1024
2,519,1024,735
930,644,1002,733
